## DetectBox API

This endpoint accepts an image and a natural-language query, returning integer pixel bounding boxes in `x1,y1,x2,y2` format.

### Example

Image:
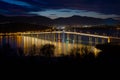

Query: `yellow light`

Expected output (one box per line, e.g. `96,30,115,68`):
108,37,111,43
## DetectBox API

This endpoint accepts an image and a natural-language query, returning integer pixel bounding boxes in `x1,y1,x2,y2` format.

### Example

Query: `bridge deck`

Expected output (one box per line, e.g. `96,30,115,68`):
21,31,120,39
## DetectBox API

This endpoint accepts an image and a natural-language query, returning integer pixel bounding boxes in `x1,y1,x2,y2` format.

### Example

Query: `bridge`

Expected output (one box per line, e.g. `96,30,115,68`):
20,31,120,46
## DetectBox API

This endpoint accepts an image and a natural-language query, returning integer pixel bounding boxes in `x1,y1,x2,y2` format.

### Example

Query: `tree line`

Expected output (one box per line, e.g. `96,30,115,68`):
0,22,50,33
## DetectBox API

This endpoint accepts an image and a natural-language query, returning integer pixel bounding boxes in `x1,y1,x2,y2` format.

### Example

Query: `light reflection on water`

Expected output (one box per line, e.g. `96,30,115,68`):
0,35,101,57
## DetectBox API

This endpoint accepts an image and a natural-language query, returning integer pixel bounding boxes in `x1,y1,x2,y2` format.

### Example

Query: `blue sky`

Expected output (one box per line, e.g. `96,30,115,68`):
0,0,120,19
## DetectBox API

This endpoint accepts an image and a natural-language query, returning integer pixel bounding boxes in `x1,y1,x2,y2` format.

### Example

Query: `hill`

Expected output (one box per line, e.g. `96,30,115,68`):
0,15,119,25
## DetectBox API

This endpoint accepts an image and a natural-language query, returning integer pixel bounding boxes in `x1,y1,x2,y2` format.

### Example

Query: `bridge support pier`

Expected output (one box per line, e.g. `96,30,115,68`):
95,38,98,45
102,39,105,44
108,37,111,43
89,37,92,46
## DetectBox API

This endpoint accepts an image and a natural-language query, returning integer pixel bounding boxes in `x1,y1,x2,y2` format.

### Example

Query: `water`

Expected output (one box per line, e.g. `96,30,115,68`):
0,33,102,57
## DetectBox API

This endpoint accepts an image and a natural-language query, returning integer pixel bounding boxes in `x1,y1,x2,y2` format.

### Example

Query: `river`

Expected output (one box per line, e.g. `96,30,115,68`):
0,33,102,57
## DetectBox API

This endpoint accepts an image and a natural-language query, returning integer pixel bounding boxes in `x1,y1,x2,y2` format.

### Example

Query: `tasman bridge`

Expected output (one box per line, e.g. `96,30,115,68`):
19,31,120,46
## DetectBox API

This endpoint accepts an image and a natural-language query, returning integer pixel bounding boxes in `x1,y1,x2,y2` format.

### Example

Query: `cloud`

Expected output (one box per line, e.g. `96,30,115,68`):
50,14,56,15
0,0,120,18
41,0,120,15
58,9,74,12
0,0,44,15
29,9,119,19
1,0,32,7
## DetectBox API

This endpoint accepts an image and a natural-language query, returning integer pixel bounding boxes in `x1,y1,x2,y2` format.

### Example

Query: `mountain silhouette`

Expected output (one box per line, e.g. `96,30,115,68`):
0,15,53,25
54,15,103,25
0,15,119,25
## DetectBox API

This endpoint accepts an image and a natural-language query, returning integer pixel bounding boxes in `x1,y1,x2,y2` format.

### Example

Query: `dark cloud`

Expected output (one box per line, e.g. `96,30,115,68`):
1,0,32,7
0,0,120,16
50,14,56,15
0,0,43,15
59,9,72,12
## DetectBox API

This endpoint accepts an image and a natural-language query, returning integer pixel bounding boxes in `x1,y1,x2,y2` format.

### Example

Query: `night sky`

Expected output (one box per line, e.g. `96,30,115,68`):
0,0,120,19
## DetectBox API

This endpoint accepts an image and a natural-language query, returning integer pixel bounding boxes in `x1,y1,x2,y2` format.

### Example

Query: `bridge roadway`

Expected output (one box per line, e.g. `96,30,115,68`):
21,31,119,38
21,31,120,44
